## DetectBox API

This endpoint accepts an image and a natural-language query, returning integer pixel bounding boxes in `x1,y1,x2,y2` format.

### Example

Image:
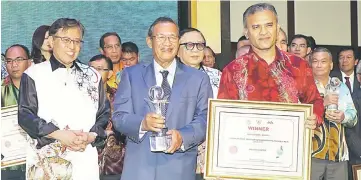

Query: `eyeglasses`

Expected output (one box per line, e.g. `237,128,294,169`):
53,36,83,46
152,35,179,43
92,66,109,72
104,44,121,50
180,42,206,51
4,57,30,64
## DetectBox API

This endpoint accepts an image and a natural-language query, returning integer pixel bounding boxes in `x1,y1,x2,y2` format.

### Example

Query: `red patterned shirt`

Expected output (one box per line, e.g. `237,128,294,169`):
218,48,324,125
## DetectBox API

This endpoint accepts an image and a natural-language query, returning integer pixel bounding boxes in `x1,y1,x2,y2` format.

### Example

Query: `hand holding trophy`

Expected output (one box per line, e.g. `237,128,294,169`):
146,86,172,152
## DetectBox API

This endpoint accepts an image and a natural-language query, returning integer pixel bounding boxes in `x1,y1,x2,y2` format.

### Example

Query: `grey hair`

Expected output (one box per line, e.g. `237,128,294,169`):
147,17,179,37
311,47,333,61
243,3,278,28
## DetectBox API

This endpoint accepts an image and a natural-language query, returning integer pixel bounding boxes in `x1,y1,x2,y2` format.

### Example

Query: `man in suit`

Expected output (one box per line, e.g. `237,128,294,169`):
330,47,360,94
112,17,213,180
331,51,361,180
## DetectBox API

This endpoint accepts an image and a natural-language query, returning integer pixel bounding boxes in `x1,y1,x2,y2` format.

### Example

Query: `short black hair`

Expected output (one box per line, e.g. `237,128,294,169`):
337,47,357,60
179,27,206,43
147,17,178,37
89,54,113,70
49,18,85,37
99,32,122,50
238,35,247,42
289,34,310,47
5,44,30,59
307,36,317,50
205,46,216,57
122,42,139,55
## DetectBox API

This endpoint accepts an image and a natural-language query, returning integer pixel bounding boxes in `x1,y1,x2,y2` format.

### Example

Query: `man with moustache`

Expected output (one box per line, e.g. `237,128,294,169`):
218,2,324,146
100,32,124,89
112,17,212,180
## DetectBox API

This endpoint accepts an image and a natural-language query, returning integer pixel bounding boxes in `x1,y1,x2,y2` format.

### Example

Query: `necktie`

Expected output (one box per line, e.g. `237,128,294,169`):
160,70,171,117
345,77,352,92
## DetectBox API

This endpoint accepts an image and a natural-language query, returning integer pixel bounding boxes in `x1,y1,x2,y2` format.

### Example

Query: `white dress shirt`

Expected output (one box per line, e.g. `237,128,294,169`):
139,59,177,138
341,71,355,92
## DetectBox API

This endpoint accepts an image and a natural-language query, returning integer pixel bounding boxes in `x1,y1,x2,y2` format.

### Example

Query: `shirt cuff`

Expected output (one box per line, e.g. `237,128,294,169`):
139,121,146,139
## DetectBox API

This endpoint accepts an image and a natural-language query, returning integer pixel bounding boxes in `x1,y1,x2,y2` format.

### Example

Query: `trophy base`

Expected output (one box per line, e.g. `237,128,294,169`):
149,128,171,152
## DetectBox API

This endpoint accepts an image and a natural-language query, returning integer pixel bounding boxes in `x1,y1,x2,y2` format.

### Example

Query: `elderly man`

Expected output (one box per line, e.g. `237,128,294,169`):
310,47,357,180
112,17,212,180
18,18,109,180
218,2,324,145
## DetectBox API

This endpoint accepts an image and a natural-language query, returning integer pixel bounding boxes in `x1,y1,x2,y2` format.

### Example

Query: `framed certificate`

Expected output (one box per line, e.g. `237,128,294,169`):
204,99,312,180
352,164,361,180
1,105,27,167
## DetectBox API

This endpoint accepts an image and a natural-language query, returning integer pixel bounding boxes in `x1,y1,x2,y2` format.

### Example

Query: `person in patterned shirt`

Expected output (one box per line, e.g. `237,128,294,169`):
218,3,324,132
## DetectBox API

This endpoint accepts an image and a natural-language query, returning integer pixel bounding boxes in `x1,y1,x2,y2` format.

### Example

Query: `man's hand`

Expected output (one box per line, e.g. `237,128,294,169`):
305,114,317,130
325,110,345,123
165,129,183,154
48,130,86,151
141,113,165,132
323,93,338,107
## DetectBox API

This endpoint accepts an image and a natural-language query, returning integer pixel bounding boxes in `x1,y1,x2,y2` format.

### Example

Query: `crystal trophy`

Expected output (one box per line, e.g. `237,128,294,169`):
325,77,341,113
146,86,171,152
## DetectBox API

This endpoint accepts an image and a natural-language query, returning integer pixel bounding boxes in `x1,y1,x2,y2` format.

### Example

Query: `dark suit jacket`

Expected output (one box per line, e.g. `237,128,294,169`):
345,88,361,164
330,69,360,94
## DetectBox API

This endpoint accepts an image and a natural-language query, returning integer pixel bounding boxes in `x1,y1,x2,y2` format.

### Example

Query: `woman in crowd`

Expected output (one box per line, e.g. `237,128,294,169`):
202,46,216,68
177,27,222,180
31,25,52,64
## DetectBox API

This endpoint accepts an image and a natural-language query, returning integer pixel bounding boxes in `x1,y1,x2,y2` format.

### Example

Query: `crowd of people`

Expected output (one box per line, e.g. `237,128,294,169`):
1,2,361,180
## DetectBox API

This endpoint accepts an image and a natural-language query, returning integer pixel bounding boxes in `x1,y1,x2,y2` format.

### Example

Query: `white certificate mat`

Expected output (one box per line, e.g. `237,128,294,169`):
204,99,312,180
1,106,27,167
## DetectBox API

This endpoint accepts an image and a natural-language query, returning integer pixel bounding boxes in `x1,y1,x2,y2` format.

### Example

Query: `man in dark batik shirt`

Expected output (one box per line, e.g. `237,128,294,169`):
1,44,32,180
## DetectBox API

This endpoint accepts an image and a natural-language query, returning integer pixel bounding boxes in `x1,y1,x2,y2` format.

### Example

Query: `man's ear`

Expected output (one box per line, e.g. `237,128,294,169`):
99,48,104,55
146,36,153,48
355,59,359,66
107,70,113,80
307,47,312,55
48,35,54,50
330,61,333,71
244,28,249,39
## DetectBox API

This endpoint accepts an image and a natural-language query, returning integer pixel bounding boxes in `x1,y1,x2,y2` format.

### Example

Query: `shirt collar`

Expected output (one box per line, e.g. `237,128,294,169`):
341,70,354,81
248,46,284,63
153,58,177,75
50,55,81,72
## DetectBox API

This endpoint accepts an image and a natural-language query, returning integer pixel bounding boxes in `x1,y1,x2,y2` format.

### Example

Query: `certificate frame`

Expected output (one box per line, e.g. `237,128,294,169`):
352,164,361,180
1,105,27,168
204,99,312,180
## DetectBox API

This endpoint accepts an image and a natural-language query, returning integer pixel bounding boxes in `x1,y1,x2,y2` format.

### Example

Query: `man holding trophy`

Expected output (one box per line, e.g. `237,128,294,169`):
112,17,213,180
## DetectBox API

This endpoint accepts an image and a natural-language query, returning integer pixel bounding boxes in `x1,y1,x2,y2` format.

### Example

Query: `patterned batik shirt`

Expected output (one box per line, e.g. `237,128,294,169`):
18,56,110,180
312,77,357,162
218,47,324,125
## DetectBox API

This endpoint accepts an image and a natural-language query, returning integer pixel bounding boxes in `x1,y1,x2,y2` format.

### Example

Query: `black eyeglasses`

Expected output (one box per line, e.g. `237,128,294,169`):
53,36,83,46
91,66,109,72
4,57,30,64
180,42,206,51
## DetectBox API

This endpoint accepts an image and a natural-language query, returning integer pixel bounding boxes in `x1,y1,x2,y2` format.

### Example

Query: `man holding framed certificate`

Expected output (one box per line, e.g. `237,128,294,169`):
215,3,324,180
